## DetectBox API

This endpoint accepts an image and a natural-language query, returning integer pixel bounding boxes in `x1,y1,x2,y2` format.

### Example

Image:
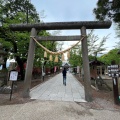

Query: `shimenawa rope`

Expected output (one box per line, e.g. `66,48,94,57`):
30,35,86,55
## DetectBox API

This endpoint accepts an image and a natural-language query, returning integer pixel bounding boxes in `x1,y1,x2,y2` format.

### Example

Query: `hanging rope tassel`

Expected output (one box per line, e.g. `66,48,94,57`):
62,54,64,61
67,51,70,58
44,51,47,58
49,54,53,61
54,55,58,62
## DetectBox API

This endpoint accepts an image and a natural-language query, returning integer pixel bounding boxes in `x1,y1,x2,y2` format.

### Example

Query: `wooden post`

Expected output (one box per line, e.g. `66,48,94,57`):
81,26,92,102
105,66,107,79
112,77,119,105
23,28,37,98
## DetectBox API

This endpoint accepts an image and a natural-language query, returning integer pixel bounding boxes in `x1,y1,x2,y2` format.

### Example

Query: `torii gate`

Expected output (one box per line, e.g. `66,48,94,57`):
10,21,112,102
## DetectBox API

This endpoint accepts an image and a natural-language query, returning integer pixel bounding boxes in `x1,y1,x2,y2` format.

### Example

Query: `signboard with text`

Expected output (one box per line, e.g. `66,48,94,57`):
108,65,119,77
9,71,18,81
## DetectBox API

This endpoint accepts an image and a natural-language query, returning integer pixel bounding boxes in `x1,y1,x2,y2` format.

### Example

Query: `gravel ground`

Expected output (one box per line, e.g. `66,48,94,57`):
0,73,120,111
74,74,120,110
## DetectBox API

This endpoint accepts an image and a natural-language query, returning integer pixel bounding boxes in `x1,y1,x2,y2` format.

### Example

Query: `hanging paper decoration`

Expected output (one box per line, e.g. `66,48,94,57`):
62,54,64,61
49,54,53,61
67,51,70,58
54,55,58,62
44,51,47,58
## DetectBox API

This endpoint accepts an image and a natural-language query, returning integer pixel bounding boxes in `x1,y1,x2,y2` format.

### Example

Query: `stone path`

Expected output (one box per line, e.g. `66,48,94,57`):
30,72,86,102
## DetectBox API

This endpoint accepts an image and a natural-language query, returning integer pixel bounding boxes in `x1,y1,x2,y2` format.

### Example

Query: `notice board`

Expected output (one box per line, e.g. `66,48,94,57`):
9,71,18,81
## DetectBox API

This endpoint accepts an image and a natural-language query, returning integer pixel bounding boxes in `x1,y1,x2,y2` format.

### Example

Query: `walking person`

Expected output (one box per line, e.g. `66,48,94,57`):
62,67,67,86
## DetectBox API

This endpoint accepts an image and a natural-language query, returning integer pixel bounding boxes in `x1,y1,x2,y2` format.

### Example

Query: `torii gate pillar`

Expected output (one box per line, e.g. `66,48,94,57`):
23,28,37,97
81,26,92,101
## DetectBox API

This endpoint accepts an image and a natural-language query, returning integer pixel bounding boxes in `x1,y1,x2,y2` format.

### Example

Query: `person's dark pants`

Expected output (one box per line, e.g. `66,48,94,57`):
63,76,66,86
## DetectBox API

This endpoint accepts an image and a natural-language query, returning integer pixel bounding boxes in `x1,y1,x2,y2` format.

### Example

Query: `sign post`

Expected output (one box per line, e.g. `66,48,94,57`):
9,70,18,101
108,65,120,105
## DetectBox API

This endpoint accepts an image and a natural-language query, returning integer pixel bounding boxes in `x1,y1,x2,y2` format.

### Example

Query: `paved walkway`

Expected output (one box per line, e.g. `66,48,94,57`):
30,72,86,102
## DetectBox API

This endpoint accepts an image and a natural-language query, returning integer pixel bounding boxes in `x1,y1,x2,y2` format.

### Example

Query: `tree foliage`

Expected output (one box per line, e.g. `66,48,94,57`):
98,48,120,65
114,40,120,49
87,30,109,56
93,0,120,23
0,0,58,80
0,0,40,80
1,0,39,24
93,0,120,40
69,46,82,67
68,30,109,67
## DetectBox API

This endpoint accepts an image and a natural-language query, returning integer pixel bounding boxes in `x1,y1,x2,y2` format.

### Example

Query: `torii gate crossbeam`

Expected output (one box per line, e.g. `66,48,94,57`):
35,35,82,41
10,21,111,31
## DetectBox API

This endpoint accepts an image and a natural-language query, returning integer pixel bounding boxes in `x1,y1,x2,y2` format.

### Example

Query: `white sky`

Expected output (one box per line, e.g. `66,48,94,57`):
31,0,119,53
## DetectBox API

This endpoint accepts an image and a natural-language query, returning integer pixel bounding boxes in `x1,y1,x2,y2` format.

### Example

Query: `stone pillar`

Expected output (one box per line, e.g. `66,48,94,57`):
81,26,92,102
23,28,37,98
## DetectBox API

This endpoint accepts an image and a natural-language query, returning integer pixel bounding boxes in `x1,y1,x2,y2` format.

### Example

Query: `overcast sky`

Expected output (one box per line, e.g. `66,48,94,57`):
31,0,119,52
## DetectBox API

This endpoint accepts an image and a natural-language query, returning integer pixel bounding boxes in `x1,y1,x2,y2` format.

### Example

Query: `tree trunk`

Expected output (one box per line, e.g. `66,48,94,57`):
3,57,7,69
16,56,24,80
10,38,25,80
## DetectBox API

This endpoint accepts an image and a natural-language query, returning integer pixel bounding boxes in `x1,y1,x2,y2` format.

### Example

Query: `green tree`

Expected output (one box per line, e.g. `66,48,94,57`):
98,49,120,65
69,45,82,67
93,0,120,23
0,0,63,80
68,30,109,67
0,0,39,80
93,0,120,41
114,23,120,48
0,0,56,80
1,0,39,23
87,30,109,58
114,40,120,49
